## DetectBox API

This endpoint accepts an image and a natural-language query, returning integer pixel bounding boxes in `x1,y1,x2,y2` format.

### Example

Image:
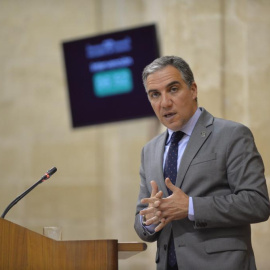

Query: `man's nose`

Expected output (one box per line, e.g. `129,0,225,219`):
160,94,172,107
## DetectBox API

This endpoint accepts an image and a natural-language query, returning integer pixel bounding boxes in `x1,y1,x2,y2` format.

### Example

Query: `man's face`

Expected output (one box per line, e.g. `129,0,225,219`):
146,65,198,131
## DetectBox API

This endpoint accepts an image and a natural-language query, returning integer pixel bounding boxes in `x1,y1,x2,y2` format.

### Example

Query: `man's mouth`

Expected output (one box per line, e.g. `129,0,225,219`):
164,112,176,119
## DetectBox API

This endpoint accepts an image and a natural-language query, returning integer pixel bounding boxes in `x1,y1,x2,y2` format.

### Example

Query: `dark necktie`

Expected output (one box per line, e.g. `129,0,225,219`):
164,131,184,193
164,131,184,268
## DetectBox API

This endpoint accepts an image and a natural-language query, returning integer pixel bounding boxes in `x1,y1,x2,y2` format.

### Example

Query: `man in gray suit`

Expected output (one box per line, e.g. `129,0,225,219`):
134,56,269,270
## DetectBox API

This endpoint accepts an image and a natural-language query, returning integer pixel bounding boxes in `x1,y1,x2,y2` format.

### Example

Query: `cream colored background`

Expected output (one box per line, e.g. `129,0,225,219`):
0,0,269,269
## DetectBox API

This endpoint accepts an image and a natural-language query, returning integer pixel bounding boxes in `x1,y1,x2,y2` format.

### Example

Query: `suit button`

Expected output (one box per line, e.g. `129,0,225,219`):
164,244,167,250
201,222,207,227
196,220,207,227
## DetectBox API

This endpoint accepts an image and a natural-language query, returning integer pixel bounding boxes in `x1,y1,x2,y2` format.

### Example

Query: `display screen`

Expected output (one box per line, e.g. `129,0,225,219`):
62,24,160,128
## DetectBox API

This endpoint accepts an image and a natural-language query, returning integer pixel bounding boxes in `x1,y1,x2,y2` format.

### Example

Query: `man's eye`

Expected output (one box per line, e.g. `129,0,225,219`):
150,92,160,99
171,87,178,92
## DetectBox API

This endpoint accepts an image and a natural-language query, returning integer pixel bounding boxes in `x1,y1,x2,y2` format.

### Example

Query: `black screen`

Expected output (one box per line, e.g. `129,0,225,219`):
62,24,160,128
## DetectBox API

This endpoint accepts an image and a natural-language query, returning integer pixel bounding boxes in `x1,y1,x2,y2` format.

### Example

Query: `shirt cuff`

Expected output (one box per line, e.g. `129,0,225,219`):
140,214,157,234
188,197,195,221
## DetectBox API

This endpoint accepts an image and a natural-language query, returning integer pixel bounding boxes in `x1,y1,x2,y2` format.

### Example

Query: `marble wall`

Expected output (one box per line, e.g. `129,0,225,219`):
0,0,269,269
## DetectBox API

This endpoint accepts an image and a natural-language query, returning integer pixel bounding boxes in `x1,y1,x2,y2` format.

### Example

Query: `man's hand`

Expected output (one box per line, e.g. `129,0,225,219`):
140,178,189,232
139,181,163,225
154,178,189,232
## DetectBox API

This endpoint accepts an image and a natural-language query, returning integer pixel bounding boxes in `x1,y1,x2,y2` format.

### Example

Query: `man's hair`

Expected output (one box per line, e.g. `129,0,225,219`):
142,56,195,89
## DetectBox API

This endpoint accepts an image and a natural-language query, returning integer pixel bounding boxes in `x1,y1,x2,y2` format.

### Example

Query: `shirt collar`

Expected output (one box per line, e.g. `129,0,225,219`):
166,107,202,144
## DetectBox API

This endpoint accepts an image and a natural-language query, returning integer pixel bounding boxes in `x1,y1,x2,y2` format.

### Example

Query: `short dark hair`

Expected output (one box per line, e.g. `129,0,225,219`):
142,56,195,89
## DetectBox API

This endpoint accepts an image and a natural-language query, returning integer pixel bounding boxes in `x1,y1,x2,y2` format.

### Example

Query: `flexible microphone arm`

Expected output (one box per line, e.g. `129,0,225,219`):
1,167,57,219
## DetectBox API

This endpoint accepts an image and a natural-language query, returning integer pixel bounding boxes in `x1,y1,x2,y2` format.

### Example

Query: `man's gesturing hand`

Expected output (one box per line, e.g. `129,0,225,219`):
139,178,189,231
139,181,163,226
154,178,189,232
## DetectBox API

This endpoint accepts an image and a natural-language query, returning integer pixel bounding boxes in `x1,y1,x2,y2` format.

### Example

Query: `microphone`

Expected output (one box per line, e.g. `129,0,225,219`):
1,167,57,219
40,167,57,181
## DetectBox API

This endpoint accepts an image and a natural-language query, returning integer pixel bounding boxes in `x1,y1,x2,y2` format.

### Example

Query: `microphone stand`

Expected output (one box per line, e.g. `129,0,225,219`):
1,167,57,219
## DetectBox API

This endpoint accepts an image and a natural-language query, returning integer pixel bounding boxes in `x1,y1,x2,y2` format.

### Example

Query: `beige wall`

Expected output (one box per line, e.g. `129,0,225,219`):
0,0,269,269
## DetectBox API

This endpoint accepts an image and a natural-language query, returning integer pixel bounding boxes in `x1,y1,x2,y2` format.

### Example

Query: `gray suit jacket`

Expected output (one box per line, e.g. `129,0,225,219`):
134,108,269,270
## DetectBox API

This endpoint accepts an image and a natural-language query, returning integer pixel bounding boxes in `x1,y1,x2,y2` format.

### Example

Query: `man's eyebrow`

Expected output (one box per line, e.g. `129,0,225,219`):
166,81,181,88
147,81,181,94
147,89,158,94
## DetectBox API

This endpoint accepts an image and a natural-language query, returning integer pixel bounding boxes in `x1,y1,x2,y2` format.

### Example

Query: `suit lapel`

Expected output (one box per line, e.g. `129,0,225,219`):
176,109,214,188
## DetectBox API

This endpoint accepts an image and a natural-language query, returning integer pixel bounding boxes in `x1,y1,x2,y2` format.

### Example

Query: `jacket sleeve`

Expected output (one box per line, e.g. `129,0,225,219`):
134,147,160,242
193,124,270,229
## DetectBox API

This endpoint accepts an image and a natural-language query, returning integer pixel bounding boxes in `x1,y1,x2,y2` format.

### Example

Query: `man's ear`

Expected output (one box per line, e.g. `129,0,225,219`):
190,82,198,101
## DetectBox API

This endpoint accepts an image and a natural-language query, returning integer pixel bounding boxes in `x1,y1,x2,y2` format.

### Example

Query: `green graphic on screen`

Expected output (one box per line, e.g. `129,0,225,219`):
93,68,133,98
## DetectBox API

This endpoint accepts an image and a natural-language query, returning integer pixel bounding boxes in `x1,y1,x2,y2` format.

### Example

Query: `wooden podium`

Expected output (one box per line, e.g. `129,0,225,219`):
0,218,146,270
